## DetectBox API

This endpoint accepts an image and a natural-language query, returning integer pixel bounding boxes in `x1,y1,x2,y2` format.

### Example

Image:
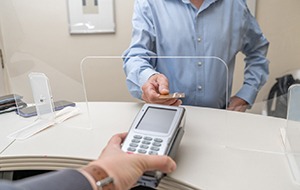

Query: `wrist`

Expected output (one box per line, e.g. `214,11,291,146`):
81,164,115,190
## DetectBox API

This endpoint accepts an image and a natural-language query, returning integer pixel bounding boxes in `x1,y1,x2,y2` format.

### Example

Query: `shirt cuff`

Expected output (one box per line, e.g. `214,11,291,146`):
235,84,259,106
79,169,98,190
139,68,159,86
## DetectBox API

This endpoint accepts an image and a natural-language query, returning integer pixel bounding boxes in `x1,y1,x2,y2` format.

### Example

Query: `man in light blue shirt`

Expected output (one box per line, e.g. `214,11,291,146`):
123,0,269,111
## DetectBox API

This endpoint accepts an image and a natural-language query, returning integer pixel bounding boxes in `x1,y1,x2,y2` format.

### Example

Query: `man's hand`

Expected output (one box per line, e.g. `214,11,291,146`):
227,96,249,112
141,73,182,106
89,133,176,190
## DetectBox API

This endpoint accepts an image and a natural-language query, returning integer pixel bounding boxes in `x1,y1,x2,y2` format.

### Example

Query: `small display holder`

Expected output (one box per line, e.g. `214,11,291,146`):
9,73,56,139
28,72,55,120
8,73,84,140
282,84,300,184
8,72,88,140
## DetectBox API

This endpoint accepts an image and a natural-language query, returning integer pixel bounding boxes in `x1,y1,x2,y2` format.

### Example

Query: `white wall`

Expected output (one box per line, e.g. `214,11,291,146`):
0,0,135,103
0,0,299,113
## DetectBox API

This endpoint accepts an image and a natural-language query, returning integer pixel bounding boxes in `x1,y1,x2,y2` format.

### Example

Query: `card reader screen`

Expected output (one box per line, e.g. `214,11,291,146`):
136,107,177,133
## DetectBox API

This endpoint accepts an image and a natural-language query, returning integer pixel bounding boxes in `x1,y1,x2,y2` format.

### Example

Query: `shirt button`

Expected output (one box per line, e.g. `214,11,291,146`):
197,37,201,43
197,62,202,66
198,86,202,91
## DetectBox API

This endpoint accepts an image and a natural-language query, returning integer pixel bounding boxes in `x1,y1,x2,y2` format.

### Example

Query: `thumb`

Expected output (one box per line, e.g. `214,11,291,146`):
156,75,169,95
140,155,176,173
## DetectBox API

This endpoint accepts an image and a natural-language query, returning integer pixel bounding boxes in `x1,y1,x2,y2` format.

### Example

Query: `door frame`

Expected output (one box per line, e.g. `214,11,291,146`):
0,22,9,96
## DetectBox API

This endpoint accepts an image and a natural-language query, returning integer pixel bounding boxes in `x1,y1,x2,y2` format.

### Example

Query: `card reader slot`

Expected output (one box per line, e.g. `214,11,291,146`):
167,127,185,159
136,127,185,188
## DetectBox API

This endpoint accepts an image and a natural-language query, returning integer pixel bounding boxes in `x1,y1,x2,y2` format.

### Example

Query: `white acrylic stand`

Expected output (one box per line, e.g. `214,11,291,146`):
8,73,56,140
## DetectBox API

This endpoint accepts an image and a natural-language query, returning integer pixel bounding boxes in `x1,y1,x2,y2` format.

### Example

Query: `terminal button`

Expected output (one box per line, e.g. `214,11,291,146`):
129,143,138,147
149,151,158,155
127,147,136,152
131,139,141,143
138,149,147,154
140,144,149,149
144,136,153,141
150,147,160,151
152,142,161,147
133,135,142,139
154,138,163,143
142,140,151,145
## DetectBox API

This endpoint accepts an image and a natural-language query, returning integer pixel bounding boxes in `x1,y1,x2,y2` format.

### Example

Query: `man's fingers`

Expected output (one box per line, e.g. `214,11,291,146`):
142,84,160,102
227,96,248,112
142,74,183,106
156,75,169,95
170,99,182,106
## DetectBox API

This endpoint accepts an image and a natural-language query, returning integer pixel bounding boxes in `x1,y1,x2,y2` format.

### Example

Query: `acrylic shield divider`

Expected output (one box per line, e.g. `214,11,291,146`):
225,76,287,154
80,55,229,146
283,84,300,185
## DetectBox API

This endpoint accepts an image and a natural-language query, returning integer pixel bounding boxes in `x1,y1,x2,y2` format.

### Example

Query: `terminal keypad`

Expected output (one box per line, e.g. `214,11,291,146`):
127,135,163,155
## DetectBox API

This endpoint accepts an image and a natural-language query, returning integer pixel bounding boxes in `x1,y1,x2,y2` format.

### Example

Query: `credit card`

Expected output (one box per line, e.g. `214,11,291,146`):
158,92,185,99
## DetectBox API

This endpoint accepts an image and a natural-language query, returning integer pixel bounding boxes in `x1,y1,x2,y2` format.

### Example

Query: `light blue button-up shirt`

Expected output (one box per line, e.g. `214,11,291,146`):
123,0,269,108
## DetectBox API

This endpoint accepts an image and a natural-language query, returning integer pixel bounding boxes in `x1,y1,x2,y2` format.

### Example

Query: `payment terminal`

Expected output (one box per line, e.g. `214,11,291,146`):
122,103,186,188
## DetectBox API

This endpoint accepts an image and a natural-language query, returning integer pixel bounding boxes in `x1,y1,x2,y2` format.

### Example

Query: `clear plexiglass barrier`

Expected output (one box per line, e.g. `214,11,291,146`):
225,89,289,153
80,56,229,105
283,84,300,184
80,55,229,131
80,56,138,102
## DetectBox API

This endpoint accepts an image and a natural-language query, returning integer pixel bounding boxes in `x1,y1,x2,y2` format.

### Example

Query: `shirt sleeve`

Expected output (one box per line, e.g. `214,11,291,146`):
2,169,93,190
123,0,159,99
236,7,270,105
